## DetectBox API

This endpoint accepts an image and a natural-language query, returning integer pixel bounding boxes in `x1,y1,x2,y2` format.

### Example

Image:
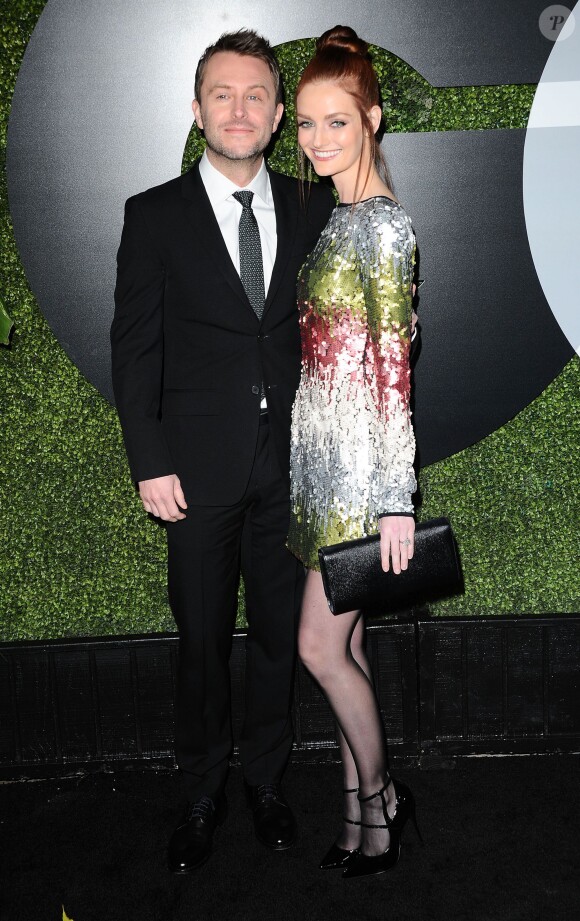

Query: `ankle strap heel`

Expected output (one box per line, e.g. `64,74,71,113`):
344,777,419,879
357,782,392,829
343,786,360,826
318,787,361,870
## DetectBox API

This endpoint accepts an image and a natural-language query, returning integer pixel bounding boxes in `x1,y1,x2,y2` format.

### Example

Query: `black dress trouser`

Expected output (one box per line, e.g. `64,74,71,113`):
166,421,304,802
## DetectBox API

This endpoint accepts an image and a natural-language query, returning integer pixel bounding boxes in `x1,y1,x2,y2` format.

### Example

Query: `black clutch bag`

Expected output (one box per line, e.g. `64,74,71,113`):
318,517,461,615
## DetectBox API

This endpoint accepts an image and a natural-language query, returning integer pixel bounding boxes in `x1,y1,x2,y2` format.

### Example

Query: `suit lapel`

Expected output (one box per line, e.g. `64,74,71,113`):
180,162,299,322
181,163,255,318
265,169,299,314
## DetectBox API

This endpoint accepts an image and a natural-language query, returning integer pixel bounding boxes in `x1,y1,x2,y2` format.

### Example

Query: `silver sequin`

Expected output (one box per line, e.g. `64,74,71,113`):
287,197,417,569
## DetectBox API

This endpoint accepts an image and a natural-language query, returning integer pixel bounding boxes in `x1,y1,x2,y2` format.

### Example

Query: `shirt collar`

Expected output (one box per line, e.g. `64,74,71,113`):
199,151,271,206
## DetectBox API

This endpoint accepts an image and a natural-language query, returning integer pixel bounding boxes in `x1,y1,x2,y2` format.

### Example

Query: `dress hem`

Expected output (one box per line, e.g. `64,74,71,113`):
286,543,321,573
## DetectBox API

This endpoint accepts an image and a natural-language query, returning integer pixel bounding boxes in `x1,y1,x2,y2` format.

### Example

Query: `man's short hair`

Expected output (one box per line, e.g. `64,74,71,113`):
194,29,284,107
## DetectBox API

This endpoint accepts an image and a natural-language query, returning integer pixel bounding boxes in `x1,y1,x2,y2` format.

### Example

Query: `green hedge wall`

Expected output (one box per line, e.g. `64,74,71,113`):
1,3,578,640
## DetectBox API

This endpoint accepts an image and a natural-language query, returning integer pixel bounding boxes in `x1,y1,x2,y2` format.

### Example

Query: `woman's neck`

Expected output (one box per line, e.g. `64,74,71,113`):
334,169,395,205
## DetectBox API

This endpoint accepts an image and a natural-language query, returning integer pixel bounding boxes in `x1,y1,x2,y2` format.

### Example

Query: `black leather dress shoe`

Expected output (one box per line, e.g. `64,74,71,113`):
244,782,296,850
167,794,227,874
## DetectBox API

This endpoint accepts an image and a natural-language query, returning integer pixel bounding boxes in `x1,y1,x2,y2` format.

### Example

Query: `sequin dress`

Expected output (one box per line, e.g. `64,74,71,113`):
287,196,417,570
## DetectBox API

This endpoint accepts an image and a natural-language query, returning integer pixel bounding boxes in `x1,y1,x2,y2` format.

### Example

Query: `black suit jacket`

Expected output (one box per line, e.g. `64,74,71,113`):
111,162,334,505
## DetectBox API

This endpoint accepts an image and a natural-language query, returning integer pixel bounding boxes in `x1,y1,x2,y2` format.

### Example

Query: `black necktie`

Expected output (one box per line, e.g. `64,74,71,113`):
233,190,265,321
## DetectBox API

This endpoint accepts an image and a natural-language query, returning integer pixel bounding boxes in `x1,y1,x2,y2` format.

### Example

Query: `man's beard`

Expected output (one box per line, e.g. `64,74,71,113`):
206,137,267,162
203,122,269,162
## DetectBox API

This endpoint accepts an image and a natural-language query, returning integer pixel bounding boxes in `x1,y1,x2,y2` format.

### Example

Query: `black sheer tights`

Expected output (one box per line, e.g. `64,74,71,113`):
298,571,396,856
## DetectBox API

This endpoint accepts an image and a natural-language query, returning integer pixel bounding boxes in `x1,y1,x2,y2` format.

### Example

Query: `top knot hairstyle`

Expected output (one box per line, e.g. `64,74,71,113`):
296,25,393,198
315,24,372,59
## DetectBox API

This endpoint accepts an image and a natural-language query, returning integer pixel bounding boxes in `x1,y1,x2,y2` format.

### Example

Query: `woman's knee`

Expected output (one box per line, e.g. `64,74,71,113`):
298,627,329,678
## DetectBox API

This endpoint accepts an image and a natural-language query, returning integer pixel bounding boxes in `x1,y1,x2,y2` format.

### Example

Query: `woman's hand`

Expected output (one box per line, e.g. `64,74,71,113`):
378,516,415,574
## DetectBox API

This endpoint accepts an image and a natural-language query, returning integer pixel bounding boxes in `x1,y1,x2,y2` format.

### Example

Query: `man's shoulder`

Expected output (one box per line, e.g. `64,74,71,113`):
269,170,335,227
306,180,335,214
269,169,333,200
268,168,297,190
125,167,197,210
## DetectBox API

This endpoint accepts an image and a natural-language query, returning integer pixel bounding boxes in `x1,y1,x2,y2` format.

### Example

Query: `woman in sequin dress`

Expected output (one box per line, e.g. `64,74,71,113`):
287,27,419,879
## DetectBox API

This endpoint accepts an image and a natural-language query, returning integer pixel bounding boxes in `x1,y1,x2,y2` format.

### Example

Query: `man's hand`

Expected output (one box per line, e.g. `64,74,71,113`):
138,474,187,522
411,310,418,338
411,283,418,339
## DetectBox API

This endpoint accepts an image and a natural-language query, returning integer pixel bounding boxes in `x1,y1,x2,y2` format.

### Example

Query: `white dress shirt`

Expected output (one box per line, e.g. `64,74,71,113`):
198,151,277,296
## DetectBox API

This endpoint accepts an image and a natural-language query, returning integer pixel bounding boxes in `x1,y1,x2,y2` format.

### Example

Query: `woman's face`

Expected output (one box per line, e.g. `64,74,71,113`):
296,82,377,193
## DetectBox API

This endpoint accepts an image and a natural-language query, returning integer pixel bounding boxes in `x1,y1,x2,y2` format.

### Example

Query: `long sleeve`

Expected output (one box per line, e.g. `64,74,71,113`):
355,210,417,516
111,196,175,483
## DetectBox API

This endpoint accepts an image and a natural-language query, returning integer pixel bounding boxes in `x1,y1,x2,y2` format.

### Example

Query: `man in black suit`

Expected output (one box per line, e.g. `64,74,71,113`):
110,30,334,873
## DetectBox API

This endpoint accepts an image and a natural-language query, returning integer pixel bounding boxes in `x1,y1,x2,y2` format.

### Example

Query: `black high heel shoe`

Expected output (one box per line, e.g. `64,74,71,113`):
342,776,421,879
319,787,360,870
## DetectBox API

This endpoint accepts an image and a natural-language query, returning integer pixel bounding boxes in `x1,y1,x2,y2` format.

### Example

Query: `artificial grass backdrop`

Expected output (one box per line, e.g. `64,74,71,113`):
1,3,579,640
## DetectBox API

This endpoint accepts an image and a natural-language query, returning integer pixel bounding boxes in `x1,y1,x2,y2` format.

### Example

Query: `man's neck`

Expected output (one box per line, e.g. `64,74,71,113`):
205,148,265,187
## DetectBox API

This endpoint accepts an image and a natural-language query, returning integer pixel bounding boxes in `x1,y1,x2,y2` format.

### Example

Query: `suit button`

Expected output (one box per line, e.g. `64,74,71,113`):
257,334,263,341
251,385,259,395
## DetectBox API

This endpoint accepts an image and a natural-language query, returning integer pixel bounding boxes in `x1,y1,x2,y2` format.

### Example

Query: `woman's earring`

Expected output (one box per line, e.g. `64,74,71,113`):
298,146,313,183
298,145,304,182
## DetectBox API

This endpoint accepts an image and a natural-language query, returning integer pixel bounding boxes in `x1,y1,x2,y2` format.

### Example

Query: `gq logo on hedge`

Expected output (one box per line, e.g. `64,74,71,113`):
6,0,579,467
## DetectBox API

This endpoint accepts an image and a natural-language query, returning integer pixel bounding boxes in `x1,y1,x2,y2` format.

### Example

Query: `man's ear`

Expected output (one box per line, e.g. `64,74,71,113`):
192,99,203,130
272,103,284,134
